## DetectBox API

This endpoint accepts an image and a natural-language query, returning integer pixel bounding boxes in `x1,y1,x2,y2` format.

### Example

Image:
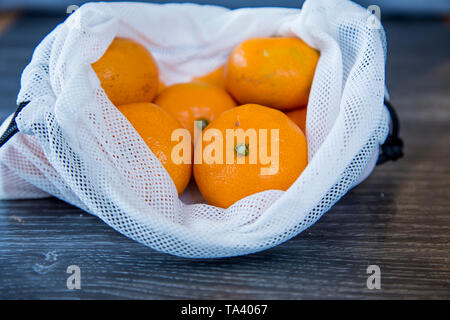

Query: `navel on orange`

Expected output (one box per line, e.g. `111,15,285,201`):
92,38,159,106
225,37,319,110
117,102,191,195
193,104,308,208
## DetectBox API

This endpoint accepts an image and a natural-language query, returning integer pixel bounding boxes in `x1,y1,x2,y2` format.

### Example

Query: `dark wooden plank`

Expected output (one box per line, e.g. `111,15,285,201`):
0,15,449,299
0,13,66,121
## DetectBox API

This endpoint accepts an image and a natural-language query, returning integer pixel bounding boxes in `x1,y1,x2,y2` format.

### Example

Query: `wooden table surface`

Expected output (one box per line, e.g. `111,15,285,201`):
0,12,449,300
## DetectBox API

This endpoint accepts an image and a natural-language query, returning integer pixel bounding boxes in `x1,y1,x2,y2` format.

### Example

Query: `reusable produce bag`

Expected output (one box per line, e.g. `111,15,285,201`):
0,0,398,257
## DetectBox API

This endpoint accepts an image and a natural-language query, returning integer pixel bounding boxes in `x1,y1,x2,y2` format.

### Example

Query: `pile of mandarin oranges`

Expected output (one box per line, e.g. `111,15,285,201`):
92,36,319,208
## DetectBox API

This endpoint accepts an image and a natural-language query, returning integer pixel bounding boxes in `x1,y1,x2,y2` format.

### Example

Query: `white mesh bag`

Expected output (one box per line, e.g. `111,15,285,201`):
0,0,392,258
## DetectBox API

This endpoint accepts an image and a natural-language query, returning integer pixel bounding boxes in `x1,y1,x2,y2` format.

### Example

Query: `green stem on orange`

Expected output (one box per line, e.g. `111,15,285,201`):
234,143,249,157
195,118,209,131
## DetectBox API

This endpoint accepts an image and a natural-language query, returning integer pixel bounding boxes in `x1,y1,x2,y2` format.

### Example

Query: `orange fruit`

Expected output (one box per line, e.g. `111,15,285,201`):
286,107,307,134
193,104,308,208
192,65,226,89
154,82,236,140
225,37,319,110
158,80,167,94
117,102,191,195
92,38,159,106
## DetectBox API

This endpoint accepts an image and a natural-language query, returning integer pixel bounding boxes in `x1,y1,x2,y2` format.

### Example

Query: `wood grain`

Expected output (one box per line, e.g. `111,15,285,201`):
0,15,449,299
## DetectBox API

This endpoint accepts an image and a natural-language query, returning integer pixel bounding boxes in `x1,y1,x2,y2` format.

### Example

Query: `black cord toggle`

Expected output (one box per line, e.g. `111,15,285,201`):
377,135,404,165
376,98,404,165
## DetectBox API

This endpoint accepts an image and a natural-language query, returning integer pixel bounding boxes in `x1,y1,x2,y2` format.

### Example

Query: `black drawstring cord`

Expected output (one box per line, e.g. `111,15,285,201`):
0,99,404,165
0,101,29,148
376,98,404,165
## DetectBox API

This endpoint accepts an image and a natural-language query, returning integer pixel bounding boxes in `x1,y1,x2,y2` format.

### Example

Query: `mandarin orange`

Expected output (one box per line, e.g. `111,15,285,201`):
154,82,236,140
225,37,319,110
92,38,159,106
193,104,308,208
192,65,226,89
286,107,307,134
117,102,191,195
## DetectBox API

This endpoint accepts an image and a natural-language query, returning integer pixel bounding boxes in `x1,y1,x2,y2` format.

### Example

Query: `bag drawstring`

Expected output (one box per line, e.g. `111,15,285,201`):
377,98,404,165
0,99,404,165
0,101,29,148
